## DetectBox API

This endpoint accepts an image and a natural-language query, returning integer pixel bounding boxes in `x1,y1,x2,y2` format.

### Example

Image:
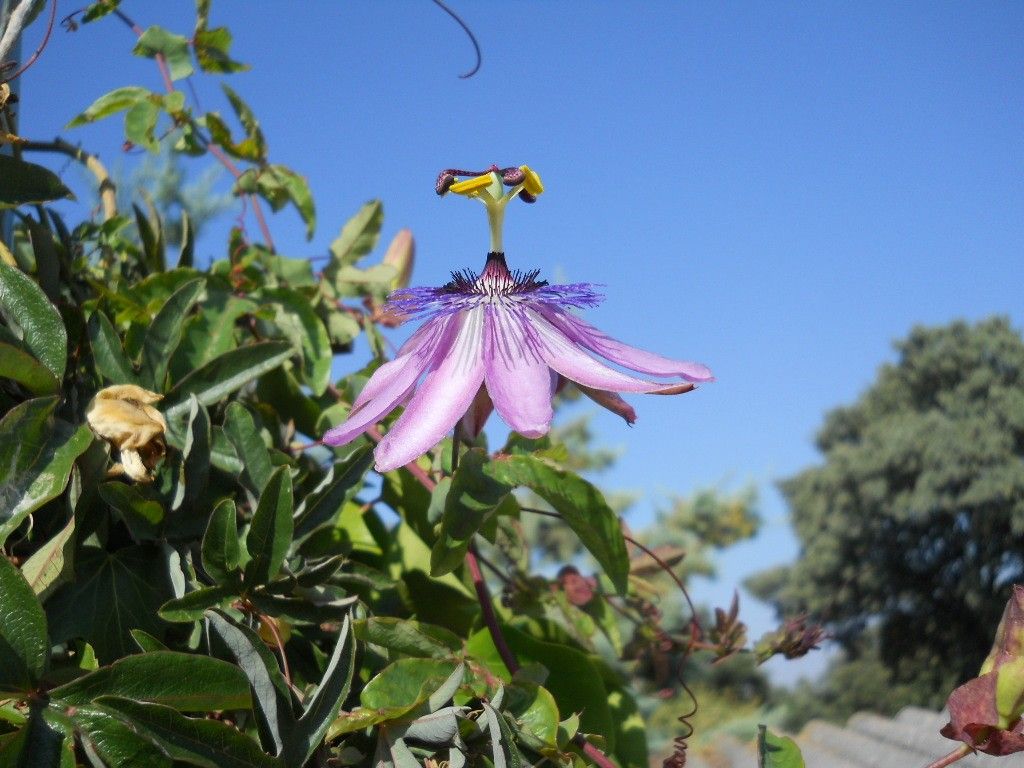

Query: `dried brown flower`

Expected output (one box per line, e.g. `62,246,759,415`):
86,384,168,483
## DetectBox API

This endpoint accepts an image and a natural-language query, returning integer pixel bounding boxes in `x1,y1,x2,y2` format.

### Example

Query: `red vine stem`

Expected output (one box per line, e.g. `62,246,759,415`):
360,427,616,768
108,9,277,251
922,745,972,768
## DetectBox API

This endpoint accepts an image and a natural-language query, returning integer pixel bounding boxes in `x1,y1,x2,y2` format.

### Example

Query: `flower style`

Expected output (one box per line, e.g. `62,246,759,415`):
323,165,713,472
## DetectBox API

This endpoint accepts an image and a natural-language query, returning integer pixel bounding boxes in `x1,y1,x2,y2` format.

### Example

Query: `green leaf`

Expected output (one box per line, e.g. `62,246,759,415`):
467,625,614,745
46,545,174,664
243,467,294,586
0,556,48,693
124,98,160,153
353,617,462,659
202,499,241,582
158,585,236,623
223,402,273,496
431,449,513,576
164,341,293,420
483,702,523,768
757,725,805,768
0,399,92,545
98,482,165,541
0,342,58,394
133,203,165,274
130,629,168,653
259,287,330,394
194,27,249,73
489,454,630,594
67,86,152,128
361,658,459,711
179,396,210,512
510,684,560,749
52,651,251,711
0,156,74,208
329,200,383,267
280,616,354,767
605,682,647,768
293,446,373,541
235,166,315,240
177,210,195,267
73,706,172,768
81,1,122,23
206,84,266,162
87,311,136,384
96,698,281,768
20,514,75,602
0,262,67,379
132,26,194,80
208,612,293,757
142,278,205,389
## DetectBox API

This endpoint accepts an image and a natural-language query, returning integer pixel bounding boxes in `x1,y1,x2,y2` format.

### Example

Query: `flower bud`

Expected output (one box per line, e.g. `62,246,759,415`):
381,228,415,290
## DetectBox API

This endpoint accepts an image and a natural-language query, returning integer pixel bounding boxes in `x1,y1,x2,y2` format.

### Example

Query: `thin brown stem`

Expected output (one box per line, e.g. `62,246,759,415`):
922,745,972,768
259,612,292,689
21,138,117,220
472,548,511,586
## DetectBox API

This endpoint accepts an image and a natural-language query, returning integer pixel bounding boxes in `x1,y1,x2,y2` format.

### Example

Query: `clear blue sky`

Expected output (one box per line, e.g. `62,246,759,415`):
18,1,1024,682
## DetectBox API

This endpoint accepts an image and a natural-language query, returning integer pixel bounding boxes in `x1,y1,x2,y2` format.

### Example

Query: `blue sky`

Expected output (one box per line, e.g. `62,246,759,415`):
17,1,1024,682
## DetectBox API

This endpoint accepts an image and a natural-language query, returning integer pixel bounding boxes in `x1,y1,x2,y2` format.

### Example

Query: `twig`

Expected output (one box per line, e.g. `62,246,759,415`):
921,745,972,768
21,138,117,220
1,0,57,84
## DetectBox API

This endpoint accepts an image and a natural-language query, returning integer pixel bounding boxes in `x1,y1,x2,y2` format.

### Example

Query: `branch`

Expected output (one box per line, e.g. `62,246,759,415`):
0,0,33,67
21,138,117,220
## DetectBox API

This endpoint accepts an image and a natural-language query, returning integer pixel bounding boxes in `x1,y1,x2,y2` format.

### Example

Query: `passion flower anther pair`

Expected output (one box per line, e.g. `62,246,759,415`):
323,165,713,472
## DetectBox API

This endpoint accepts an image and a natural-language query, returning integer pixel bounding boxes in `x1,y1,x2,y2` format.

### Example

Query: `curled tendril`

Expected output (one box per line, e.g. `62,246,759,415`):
430,0,482,78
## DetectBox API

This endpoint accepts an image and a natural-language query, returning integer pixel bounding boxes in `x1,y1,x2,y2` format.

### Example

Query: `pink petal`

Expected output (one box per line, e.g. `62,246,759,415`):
483,306,554,438
375,308,486,472
528,310,691,394
352,316,454,412
323,317,456,447
542,308,714,382
321,371,417,446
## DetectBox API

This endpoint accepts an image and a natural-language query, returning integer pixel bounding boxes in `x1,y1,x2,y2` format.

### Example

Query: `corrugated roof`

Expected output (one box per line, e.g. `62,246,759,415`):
686,707,1024,768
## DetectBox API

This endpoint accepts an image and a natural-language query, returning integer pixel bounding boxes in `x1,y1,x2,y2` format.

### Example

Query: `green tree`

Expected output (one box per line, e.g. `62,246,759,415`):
750,317,1024,710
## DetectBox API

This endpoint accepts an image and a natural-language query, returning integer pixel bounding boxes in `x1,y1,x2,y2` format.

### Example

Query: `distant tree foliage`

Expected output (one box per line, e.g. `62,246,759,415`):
750,317,1024,703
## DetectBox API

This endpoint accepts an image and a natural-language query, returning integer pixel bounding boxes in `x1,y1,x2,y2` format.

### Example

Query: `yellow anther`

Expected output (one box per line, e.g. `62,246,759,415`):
449,174,493,196
519,165,544,196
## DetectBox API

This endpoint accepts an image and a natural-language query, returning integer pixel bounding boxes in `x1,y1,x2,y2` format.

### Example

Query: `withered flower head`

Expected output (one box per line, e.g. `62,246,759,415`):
754,614,827,663
86,384,168,483
940,585,1024,756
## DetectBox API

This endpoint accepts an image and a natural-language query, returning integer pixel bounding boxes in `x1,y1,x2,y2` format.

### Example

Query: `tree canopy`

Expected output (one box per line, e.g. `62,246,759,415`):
750,317,1024,702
